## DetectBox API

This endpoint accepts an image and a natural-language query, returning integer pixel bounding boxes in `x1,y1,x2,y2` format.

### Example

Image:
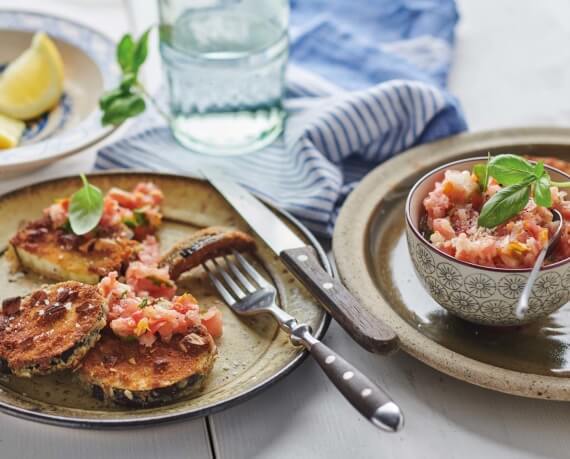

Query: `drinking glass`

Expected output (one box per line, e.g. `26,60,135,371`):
158,0,289,155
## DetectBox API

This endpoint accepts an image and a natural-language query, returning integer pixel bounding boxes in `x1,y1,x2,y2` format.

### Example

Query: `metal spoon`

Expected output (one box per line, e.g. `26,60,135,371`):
515,208,564,318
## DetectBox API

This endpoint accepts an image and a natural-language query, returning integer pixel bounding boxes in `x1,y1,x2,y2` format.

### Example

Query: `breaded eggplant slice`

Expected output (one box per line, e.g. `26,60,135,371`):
78,326,217,407
10,216,139,283
0,281,107,377
160,227,256,280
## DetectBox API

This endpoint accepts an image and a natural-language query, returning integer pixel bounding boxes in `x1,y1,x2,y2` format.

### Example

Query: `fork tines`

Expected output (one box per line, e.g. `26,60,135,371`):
203,250,272,305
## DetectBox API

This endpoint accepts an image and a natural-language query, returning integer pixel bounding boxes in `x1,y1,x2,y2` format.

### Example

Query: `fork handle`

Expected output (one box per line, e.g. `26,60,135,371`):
292,326,403,432
281,246,398,354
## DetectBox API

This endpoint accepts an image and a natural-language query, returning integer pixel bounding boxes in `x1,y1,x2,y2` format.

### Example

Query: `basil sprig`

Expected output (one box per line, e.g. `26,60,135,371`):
475,154,562,228
99,29,170,126
473,153,491,192
69,174,104,235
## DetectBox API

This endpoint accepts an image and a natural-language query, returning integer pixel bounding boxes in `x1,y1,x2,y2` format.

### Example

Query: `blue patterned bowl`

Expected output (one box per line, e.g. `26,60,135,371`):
405,157,570,326
0,11,120,176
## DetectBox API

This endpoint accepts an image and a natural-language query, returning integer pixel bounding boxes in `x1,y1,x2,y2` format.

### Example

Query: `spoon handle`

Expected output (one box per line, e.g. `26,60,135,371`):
515,247,548,318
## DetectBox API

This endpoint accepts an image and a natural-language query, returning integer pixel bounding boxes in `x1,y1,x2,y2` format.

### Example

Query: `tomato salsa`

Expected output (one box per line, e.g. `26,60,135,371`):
423,169,570,268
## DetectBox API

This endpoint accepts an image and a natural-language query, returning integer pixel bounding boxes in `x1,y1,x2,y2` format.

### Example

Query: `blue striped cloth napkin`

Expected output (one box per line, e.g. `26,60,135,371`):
96,0,467,237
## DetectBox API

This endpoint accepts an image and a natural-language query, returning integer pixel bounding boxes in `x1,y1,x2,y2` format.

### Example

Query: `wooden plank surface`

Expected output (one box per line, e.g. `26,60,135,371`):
211,322,570,459
0,415,212,459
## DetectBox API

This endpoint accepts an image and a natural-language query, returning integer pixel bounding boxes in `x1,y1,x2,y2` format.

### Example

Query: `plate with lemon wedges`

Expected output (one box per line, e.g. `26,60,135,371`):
0,10,119,177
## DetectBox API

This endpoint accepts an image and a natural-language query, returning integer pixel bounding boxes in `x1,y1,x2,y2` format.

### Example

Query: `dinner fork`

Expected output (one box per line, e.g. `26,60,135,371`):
203,251,404,432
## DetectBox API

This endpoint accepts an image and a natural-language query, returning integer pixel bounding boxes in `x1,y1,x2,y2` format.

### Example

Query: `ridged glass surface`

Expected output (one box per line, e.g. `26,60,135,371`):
159,2,288,155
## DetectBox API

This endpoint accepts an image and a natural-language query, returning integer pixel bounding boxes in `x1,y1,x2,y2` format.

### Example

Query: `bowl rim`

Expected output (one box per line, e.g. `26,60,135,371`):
405,155,570,273
0,9,119,172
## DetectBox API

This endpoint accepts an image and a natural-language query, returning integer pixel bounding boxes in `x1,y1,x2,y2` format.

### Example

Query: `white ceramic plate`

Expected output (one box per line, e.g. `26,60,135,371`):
0,10,119,177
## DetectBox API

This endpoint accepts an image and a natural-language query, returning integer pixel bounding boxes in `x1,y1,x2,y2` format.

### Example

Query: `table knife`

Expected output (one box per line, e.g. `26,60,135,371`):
202,170,398,354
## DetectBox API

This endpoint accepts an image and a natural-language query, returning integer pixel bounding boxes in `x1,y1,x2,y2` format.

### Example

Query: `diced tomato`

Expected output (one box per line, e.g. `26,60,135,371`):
138,236,161,265
449,207,479,234
45,198,69,228
202,307,223,339
130,309,144,322
126,261,177,299
423,184,451,225
433,218,456,240
98,272,134,311
107,187,139,209
99,196,123,227
423,173,570,268
110,317,135,337
133,182,164,207
441,170,480,204
454,234,498,267
172,293,199,314
149,319,168,334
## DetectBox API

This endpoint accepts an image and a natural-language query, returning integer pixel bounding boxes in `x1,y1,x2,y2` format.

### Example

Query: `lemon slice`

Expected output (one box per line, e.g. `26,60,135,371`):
0,113,25,149
0,32,64,120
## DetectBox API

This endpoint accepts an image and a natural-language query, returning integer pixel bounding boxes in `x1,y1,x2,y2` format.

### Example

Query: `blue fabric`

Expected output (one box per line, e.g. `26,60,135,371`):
96,0,467,237
290,0,459,89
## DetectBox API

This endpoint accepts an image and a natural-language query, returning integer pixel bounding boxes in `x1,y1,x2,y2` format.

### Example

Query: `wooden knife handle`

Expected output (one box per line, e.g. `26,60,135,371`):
281,246,398,354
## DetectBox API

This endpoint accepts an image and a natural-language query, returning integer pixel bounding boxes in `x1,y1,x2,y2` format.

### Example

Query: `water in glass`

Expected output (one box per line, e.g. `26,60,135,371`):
159,0,289,155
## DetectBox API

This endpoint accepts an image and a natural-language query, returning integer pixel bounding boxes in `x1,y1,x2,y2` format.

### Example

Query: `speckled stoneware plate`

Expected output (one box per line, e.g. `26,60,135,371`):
0,172,330,427
334,127,570,400
0,11,119,177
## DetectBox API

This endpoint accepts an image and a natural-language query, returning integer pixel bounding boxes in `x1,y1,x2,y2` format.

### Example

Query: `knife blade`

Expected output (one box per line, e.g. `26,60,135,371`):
202,169,398,354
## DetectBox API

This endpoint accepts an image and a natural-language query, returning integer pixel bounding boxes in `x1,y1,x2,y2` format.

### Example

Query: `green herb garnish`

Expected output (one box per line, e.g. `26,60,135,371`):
478,176,534,227
138,298,149,309
69,174,104,235
124,209,148,229
60,219,73,233
473,152,491,192
475,154,569,228
99,29,170,126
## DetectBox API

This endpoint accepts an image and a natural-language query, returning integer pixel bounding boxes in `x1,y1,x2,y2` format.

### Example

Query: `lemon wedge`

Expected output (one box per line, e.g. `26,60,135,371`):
0,113,25,149
0,32,64,120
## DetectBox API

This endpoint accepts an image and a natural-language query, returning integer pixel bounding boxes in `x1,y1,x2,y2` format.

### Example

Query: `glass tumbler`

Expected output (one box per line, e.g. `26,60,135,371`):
158,0,289,156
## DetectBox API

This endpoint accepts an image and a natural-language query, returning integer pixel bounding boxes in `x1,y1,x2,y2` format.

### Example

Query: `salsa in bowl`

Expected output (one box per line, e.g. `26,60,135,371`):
405,156,570,326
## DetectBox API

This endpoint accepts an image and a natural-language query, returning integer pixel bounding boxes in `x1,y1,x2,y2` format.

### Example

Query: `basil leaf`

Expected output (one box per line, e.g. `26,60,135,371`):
69,174,104,235
101,93,146,125
478,177,534,228
120,73,137,91
99,88,124,111
534,161,545,178
132,29,150,73
473,163,489,192
117,34,135,72
488,154,535,186
534,173,552,207
472,153,491,192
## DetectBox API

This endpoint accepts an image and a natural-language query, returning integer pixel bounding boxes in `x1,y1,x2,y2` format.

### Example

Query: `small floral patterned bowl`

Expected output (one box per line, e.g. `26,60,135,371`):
405,157,570,326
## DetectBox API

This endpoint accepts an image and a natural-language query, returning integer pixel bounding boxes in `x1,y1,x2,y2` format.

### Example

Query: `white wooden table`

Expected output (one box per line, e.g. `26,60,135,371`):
2,1,570,458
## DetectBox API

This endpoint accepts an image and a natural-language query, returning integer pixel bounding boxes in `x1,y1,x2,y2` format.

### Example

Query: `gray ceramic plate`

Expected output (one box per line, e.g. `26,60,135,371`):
0,172,330,427
334,127,570,400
